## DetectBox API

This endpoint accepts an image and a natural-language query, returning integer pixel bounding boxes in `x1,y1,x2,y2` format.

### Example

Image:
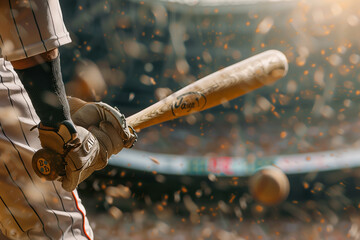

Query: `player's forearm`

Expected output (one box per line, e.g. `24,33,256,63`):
11,49,72,128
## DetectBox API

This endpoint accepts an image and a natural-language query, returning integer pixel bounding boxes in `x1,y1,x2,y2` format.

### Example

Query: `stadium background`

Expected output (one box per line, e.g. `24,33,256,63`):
59,0,360,238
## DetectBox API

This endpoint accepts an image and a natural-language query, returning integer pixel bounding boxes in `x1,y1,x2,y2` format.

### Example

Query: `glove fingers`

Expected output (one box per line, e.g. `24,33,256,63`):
89,125,112,153
99,121,124,154
72,104,102,129
69,100,138,149
61,125,101,191
67,97,87,116
88,126,111,167
62,166,81,192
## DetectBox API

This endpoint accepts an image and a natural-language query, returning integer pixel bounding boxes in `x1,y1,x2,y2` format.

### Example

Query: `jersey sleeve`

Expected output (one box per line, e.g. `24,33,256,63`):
0,0,72,61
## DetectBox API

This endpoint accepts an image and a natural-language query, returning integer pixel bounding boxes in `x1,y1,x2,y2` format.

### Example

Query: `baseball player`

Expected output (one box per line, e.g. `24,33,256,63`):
0,0,137,239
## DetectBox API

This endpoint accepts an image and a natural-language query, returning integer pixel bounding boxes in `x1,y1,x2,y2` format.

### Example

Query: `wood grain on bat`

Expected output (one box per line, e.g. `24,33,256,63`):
127,50,288,131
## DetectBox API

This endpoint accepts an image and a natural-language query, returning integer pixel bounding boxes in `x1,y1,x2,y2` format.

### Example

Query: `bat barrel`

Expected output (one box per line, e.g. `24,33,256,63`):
182,49,288,110
127,50,288,131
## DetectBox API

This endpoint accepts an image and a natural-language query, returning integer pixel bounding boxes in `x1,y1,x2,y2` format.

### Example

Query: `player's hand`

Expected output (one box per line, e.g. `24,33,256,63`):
37,120,124,191
67,96,137,149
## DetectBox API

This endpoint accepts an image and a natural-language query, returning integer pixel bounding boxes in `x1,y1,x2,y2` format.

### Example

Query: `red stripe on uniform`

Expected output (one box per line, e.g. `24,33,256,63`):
71,191,92,240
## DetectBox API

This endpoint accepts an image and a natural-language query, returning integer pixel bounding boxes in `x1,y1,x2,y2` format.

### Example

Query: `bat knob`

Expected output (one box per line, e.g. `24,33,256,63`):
32,149,66,181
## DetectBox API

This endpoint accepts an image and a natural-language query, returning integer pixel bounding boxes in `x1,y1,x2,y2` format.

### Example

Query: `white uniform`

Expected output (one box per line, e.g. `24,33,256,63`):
0,0,93,239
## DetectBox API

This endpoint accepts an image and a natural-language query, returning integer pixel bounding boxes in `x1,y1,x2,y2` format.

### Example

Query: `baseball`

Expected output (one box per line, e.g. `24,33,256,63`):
249,166,290,206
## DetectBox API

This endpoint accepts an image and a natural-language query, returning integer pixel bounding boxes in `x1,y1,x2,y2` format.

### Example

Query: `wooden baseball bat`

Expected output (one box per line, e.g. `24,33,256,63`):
32,50,288,182
127,49,288,131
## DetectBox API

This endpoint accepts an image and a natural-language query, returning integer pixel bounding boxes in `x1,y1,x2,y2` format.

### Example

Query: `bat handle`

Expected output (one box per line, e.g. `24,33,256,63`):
32,149,66,181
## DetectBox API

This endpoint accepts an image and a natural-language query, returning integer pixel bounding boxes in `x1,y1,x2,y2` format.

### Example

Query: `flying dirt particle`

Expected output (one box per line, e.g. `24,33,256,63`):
149,156,160,165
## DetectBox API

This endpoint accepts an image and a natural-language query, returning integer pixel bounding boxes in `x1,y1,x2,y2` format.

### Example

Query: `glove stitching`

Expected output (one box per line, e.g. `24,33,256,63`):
66,154,83,171
97,103,129,139
94,136,110,166
67,150,96,171
98,104,108,122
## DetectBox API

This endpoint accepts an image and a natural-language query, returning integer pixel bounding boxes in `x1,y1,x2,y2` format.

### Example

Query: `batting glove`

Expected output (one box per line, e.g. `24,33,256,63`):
38,121,106,191
67,96,137,149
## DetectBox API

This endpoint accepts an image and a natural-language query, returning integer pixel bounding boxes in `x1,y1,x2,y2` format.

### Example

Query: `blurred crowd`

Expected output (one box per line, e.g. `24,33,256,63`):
82,168,360,240
59,0,360,238
76,164,360,239
59,0,360,158
88,212,356,240
134,111,360,157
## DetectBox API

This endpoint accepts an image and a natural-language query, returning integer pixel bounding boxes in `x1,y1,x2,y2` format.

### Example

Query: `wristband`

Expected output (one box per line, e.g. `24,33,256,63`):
15,54,71,128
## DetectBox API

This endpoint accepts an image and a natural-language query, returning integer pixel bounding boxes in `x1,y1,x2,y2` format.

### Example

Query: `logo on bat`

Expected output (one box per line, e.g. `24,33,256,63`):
171,92,207,117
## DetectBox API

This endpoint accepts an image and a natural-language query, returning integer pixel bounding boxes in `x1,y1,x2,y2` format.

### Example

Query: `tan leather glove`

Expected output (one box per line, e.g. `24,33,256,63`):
37,116,131,192
38,121,102,192
67,96,137,150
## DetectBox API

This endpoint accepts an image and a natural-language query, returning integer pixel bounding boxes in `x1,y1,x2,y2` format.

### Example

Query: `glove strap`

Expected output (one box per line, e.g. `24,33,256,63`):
38,120,80,154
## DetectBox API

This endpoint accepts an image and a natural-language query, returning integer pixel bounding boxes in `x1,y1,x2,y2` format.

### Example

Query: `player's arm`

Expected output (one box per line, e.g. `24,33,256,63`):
10,49,137,191
11,48,71,128
1,0,137,191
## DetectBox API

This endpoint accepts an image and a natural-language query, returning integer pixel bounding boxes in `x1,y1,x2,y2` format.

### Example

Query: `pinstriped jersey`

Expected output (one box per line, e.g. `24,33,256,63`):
0,0,71,61
0,0,93,239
